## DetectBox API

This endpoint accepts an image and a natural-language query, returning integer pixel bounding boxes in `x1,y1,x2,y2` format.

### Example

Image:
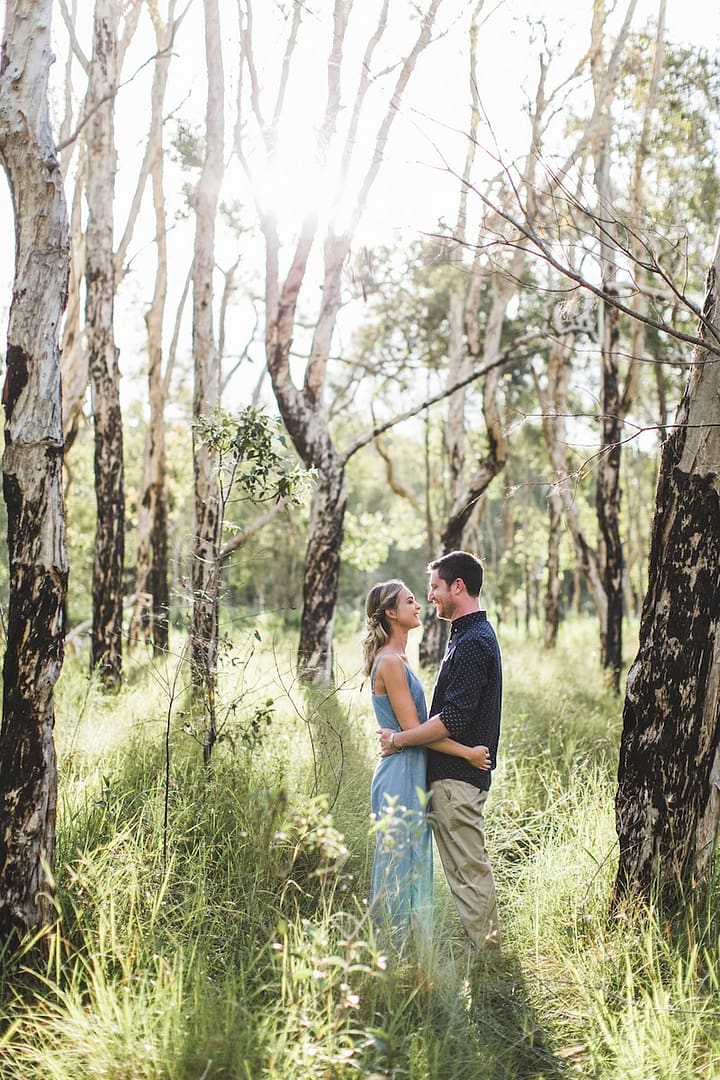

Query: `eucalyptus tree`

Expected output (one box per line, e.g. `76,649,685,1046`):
411,2,634,666
458,3,720,675
82,2,148,681
56,0,88,454
613,225,720,908
55,1,178,660
532,302,604,648
0,0,69,939
128,0,187,654
548,6,718,679
190,0,224,692
235,0,451,683
57,0,142,458
84,0,135,685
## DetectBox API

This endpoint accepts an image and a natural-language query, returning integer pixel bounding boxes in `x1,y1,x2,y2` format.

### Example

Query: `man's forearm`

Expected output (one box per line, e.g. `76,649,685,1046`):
395,714,449,748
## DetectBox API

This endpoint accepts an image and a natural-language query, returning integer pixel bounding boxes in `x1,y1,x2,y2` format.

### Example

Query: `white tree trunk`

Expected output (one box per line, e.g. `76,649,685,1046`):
86,0,125,684
0,0,69,939
190,0,224,709
128,4,177,653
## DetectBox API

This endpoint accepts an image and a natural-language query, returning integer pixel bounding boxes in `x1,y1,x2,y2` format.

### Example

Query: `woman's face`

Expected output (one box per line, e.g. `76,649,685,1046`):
391,587,422,630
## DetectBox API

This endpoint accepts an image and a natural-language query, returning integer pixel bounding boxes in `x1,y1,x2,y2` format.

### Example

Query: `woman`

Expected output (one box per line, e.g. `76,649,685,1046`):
362,579,490,945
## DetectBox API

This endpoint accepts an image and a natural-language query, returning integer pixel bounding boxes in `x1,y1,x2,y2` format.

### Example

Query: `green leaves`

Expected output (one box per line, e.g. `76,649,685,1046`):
194,406,316,508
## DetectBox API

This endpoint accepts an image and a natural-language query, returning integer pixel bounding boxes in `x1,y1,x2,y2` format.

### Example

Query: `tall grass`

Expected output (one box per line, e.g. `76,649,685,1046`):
1,617,719,1077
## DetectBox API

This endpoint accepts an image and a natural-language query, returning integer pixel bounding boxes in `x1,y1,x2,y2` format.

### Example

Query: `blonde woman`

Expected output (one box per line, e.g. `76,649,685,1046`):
362,580,490,945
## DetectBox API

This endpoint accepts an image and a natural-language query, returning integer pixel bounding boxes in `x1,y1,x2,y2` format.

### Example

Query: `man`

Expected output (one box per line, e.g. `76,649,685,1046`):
378,550,502,950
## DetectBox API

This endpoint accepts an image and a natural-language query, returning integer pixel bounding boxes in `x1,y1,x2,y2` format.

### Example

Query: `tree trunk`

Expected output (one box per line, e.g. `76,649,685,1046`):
534,320,608,636
0,0,69,940
614,229,720,908
86,0,124,685
128,6,176,654
544,490,563,649
241,0,446,683
589,2,644,692
57,0,88,454
60,1,143,460
596,300,624,690
190,0,224,713
297,450,347,682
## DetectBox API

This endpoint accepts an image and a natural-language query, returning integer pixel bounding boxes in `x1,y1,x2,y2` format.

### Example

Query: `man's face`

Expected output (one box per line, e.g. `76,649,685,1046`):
427,570,456,621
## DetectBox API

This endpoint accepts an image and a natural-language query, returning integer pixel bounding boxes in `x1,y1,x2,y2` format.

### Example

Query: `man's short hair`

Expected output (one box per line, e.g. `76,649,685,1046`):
428,550,484,597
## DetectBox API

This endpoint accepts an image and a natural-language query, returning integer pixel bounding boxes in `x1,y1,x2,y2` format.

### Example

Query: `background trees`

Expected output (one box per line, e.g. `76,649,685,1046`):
0,1,714,667
236,0,452,682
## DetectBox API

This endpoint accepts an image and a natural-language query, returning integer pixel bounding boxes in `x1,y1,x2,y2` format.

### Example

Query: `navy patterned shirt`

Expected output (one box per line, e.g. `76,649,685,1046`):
426,610,502,791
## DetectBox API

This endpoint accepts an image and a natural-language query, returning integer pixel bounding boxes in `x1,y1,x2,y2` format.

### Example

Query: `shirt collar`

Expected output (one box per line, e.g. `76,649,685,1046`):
449,610,487,636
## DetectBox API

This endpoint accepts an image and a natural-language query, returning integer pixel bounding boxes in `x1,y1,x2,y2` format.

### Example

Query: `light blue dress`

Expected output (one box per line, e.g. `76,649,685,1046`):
369,658,433,944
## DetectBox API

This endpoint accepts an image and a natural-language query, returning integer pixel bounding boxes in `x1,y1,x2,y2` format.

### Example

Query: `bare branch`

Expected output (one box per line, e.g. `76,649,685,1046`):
220,501,289,561
341,336,529,463
57,0,89,73
435,188,720,357
56,46,172,153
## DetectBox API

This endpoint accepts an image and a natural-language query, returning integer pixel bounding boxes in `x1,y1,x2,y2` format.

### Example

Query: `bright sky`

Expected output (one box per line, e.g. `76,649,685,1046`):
0,0,718,392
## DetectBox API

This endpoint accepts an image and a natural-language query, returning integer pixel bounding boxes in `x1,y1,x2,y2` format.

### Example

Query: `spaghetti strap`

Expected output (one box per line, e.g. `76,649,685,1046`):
369,656,381,693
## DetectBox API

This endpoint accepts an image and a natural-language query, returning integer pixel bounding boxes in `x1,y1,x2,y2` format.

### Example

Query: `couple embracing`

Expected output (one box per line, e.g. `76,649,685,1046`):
362,550,501,955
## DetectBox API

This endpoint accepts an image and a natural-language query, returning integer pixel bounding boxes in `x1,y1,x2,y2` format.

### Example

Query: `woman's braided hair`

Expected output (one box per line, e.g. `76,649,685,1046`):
361,580,405,677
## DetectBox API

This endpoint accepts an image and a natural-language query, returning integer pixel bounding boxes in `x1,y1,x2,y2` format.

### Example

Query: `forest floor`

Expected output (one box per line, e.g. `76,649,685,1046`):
0,615,719,1078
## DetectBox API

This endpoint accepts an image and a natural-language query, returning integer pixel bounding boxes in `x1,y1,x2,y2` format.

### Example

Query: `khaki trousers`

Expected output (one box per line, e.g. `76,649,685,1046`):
430,778,499,949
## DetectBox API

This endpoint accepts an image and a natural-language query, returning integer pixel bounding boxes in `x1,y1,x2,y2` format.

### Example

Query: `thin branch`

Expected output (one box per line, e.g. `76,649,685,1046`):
56,46,173,153
220,500,289,561
436,192,720,357
341,338,522,463
57,0,89,73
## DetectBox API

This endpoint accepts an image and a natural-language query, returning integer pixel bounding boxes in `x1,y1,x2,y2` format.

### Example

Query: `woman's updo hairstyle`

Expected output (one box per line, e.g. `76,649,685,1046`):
361,579,405,676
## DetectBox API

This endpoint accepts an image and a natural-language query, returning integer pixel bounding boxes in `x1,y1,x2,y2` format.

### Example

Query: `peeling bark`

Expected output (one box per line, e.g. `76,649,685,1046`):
0,0,69,940
86,0,124,685
614,232,720,907
190,0,224,704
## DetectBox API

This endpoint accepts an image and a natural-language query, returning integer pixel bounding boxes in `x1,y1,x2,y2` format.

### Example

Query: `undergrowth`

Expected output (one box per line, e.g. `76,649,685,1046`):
0,617,718,1077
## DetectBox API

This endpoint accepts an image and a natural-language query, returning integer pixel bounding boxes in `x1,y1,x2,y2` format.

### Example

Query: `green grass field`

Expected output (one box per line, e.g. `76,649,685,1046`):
1,617,719,1078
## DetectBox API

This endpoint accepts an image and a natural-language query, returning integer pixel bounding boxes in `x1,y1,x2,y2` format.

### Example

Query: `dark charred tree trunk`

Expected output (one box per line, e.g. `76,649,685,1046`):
419,611,447,669
0,0,69,940
597,300,624,691
614,237,720,909
86,0,124,685
297,451,347,682
544,490,563,649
